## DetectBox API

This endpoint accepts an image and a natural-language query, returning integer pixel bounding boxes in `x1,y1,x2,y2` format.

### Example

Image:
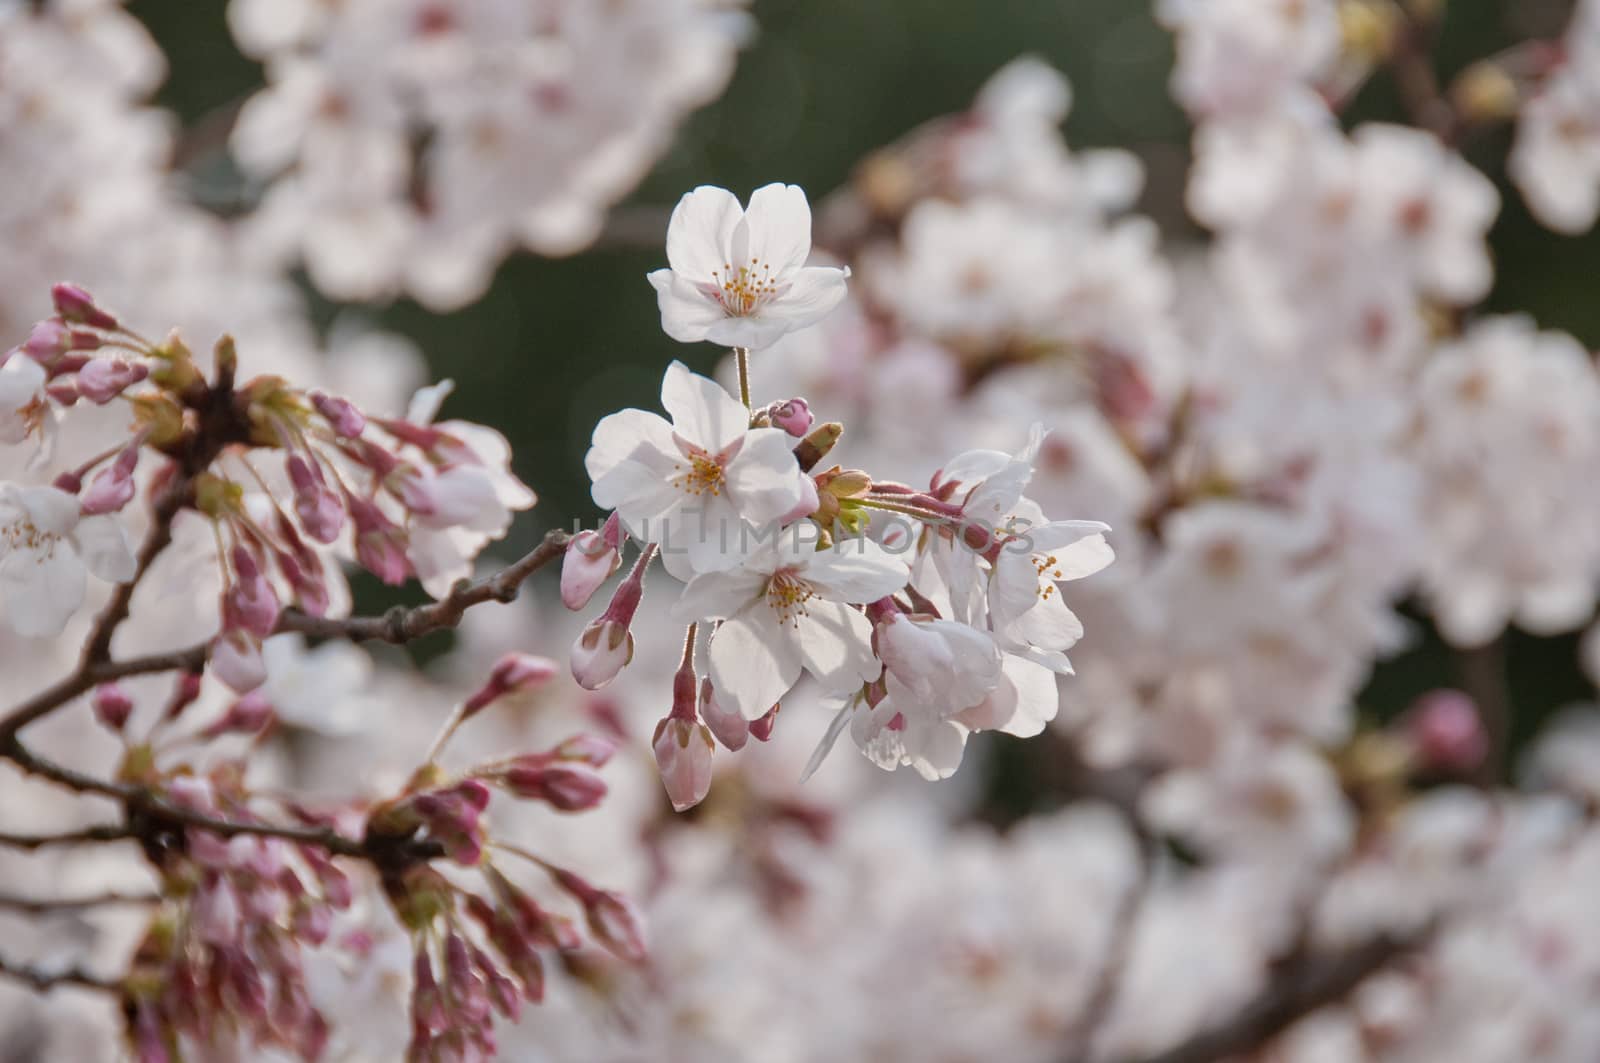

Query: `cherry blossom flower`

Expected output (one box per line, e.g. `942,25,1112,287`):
0,484,134,637
674,535,910,719
0,355,56,457
586,361,811,577
647,184,850,349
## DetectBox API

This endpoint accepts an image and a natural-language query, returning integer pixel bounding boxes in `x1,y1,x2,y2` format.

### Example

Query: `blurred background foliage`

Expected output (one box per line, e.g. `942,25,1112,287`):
128,0,1597,779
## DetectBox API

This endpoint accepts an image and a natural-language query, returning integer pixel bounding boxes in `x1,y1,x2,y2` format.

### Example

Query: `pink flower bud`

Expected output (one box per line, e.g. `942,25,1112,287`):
502,762,608,811
213,629,267,693
77,359,148,403
194,877,241,946
223,545,281,637
286,455,345,543
749,703,780,742
207,690,275,736
697,678,748,751
22,320,70,361
769,397,813,436
560,525,622,611
462,653,558,718
92,683,134,732
163,670,204,722
1405,689,1488,774
294,901,332,946
79,443,139,515
550,733,616,767
652,716,714,813
133,1005,169,1063
310,392,367,438
548,868,647,962
570,620,633,690
51,283,118,329
348,496,411,584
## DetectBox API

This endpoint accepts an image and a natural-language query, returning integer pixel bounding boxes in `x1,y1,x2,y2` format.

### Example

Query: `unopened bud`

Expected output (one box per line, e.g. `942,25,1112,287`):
570,620,633,690
561,525,623,611
310,392,367,438
207,690,275,736
80,443,140,515
212,629,267,693
92,683,134,732
463,653,558,718
502,761,608,811
749,702,780,742
1405,689,1488,774
651,716,714,813
51,283,118,329
77,359,148,404
550,733,617,767
793,421,843,472
698,678,747,751
548,868,646,962
768,397,814,437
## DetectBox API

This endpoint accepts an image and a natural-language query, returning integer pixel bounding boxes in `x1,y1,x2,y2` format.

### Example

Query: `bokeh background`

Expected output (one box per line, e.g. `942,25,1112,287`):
125,0,1596,788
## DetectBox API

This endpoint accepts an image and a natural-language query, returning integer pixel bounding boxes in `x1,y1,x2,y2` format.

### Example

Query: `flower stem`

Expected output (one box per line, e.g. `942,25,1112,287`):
734,347,752,409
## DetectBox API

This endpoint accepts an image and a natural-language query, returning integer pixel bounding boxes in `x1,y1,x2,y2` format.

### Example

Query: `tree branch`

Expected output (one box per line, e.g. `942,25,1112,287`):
280,528,571,644
1114,928,1429,1063
0,825,133,849
0,890,157,913
0,955,121,994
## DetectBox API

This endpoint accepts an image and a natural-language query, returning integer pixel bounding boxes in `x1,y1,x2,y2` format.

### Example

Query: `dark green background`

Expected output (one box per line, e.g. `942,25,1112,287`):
129,0,1598,783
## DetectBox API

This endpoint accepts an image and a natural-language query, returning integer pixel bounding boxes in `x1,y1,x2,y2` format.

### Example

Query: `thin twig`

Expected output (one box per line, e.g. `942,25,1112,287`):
0,825,133,849
0,955,121,994
0,891,157,913
281,528,571,644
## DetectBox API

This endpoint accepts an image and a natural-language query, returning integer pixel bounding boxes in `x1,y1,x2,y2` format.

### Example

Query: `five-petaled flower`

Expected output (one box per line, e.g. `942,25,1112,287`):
647,184,851,350
586,361,812,578
0,485,135,637
673,534,910,719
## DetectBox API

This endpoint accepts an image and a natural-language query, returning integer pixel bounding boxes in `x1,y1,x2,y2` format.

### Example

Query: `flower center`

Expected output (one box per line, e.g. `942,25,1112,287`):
1032,553,1064,599
671,453,726,497
2,518,58,557
709,257,781,318
765,568,816,627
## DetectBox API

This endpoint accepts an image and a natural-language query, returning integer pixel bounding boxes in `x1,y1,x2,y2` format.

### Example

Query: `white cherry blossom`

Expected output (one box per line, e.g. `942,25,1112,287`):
0,484,135,638
674,534,910,719
586,361,811,577
647,184,850,349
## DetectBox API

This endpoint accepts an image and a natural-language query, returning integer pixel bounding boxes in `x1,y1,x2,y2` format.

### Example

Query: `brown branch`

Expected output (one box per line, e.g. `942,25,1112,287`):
0,825,133,849
281,527,571,644
0,643,210,751
1458,635,1511,787
0,955,121,994
0,890,157,913
1114,928,1429,1063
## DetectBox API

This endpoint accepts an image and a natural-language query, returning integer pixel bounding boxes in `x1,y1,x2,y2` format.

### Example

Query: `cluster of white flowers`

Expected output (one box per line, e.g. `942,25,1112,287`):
2,2,1600,1062
229,0,751,308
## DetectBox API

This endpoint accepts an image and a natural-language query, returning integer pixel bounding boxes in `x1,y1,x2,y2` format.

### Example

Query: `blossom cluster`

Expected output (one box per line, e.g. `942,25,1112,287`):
2,2,1600,1063
228,0,752,308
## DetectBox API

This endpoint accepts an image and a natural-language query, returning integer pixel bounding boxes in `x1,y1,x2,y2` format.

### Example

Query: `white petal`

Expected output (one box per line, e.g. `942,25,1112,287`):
704,313,810,351
1,547,85,638
585,407,676,482
708,606,804,719
800,700,854,783
660,361,749,455
723,428,806,525
1032,529,1115,580
796,600,879,692
406,380,454,425
15,486,80,537
771,266,850,330
740,183,814,274
72,515,136,583
672,568,766,624
650,270,728,345
665,186,744,280
1003,592,1085,653
803,538,911,604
